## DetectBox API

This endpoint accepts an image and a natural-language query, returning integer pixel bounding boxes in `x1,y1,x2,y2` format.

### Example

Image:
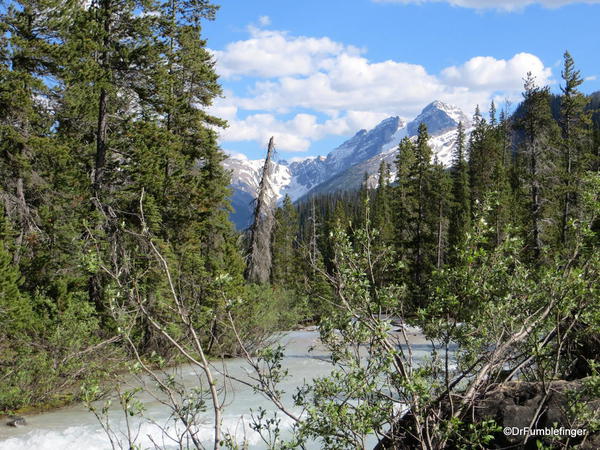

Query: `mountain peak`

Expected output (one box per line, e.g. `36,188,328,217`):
224,102,469,228
326,115,402,165
407,101,469,136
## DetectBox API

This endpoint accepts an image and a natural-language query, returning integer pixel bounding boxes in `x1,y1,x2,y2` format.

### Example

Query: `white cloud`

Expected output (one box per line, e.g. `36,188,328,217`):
442,53,552,90
210,27,555,153
224,150,248,160
372,0,600,11
218,110,391,152
226,51,549,118
211,27,362,79
258,15,271,26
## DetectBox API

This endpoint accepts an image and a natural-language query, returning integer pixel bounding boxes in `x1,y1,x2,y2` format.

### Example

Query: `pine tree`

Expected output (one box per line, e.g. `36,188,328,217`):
394,136,417,273
559,51,590,245
449,121,471,254
413,123,434,286
271,195,300,286
431,156,452,268
0,238,31,335
489,108,513,246
0,0,58,263
489,100,497,126
468,105,492,208
373,161,394,244
393,125,435,301
515,72,561,260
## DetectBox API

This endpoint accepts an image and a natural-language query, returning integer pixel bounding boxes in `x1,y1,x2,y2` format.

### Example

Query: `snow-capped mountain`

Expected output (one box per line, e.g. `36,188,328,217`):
406,100,469,136
224,101,471,229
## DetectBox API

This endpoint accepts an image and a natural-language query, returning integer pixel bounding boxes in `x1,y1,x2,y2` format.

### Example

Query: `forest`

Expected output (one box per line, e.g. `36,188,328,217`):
1,0,599,448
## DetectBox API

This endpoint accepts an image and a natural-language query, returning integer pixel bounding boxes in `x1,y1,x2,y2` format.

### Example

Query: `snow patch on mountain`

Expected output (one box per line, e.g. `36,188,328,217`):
224,100,472,228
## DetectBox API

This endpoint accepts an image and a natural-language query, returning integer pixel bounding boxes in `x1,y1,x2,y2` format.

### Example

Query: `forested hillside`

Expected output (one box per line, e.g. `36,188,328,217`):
0,0,298,412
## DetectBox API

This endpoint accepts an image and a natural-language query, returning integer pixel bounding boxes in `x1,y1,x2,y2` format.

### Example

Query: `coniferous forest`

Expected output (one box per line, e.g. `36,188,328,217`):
1,0,600,448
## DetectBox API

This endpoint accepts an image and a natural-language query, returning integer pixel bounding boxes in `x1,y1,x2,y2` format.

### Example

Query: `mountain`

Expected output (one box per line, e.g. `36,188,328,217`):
223,101,471,229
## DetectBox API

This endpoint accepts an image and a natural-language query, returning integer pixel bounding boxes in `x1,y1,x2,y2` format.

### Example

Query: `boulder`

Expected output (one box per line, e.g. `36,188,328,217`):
471,378,599,449
6,416,26,427
375,378,599,449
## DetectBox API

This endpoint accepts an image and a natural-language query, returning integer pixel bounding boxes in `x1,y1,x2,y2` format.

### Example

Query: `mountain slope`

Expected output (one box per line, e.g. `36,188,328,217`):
223,101,471,229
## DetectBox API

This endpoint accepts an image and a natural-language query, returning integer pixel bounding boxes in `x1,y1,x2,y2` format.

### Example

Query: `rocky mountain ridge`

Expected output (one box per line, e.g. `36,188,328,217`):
224,101,471,229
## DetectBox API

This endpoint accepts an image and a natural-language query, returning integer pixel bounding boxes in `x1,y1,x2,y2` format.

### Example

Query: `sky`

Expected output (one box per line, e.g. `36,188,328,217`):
202,0,600,161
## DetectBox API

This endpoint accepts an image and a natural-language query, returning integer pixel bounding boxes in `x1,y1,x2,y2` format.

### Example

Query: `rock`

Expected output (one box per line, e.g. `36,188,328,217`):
375,378,599,449
468,378,599,449
6,416,26,427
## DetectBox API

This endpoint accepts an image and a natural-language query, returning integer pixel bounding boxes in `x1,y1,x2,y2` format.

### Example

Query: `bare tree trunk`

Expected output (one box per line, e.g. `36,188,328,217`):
245,137,275,284
89,0,112,311
93,87,108,195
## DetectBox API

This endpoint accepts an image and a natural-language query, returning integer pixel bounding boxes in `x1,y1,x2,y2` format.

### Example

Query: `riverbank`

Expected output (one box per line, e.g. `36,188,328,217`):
0,326,433,448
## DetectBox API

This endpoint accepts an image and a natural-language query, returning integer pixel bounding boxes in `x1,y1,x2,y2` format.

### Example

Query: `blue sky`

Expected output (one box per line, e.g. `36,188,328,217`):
202,0,600,160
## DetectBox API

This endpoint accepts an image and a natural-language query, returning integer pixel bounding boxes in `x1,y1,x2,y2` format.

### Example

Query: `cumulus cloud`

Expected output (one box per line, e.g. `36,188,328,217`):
218,110,391,152
442,53,552,90
211,27,362,79
209,27,555,153
225,51,549,118
372,0,600,11
224,150,248,160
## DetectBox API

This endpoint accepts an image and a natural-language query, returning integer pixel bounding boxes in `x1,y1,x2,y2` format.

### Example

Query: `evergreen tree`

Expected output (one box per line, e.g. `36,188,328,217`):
559,51,590,245
394,125,435,302
468,105,493,208
489,100,497,126
0,0,58,264
271,195,300,286
449,122,471,255
394,136,417,276
488,108,513,246
412,123,434,287
431,156,452,268
515,72,561,260
372,161,394,244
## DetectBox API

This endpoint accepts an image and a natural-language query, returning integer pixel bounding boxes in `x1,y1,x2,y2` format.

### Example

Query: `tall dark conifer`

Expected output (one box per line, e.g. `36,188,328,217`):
431,156,452,268
449,122,471,254
394,125,435,302
515,72,561,260
373,161,394,244
559,51,589,245
271,195,299,286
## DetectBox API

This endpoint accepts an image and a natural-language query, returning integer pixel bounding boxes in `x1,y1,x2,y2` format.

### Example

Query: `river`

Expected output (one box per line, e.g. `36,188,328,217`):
0,327,436,449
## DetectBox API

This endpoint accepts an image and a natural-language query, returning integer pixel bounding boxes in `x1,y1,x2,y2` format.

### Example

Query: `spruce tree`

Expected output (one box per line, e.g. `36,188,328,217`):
373,161,394,244
0,0,57,263
412,123,434,288
394,136,417,275
559,51,590,245
515,73,561,260
468,105,493,208
489,108,513,246
394,125,435,302
431,156,452,268
271,195,300,286
449,121,471,255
